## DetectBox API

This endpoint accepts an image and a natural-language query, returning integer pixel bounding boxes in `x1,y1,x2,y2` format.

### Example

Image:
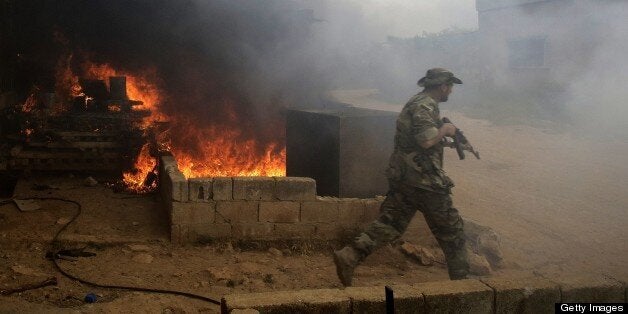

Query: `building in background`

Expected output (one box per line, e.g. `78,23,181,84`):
475,0,627,116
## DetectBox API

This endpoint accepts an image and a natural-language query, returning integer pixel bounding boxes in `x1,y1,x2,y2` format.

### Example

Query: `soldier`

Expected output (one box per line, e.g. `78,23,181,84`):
333,68,469,286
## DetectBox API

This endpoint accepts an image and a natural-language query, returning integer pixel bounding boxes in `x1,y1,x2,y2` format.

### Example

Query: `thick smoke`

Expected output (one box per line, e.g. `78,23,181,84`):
8,0,335,153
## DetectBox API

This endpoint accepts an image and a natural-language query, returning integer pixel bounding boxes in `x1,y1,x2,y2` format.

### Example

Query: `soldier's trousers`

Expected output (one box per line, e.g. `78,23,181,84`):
351,182,469,280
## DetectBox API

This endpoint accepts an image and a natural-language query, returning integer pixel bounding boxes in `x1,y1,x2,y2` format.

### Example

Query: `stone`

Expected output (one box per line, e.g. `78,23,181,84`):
268,248,283,257
468,250,492,276
464,219,503,267
400,242,434,266
274,177,316,201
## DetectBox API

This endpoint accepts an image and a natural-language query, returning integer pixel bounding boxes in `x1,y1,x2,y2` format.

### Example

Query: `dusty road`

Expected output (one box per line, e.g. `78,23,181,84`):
446,110,627,281
0,106,626,312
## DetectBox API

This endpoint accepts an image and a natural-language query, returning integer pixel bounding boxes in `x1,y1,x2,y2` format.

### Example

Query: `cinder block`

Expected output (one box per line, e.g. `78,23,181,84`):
392,284,428,313
301,200,339,222
233,177,275,200
232,223,274,239
416,279,494,314
212,177,233,200
274,177,316,201
259,202,300,223
187,223,232,241
170,224,185,245
338,199,365,227
342,286,386,314
169,171,189,202
171,202,215,225
216,201,259,223
553,276,624,303
189,178,213,202
481,276,560,314
221,289,350,313
362,199,382,223
343,285,425,314
313,223,343,240
274,223,316,239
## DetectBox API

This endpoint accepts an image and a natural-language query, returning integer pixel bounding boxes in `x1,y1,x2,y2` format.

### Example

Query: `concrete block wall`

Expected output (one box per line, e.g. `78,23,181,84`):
221,275,628,313
159,156,382,244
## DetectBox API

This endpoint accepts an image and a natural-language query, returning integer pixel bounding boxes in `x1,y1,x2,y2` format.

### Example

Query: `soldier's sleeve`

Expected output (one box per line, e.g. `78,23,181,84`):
411,105,439,143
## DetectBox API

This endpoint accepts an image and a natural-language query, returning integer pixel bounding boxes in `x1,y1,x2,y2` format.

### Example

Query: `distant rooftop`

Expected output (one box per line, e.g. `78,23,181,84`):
476,0,550,12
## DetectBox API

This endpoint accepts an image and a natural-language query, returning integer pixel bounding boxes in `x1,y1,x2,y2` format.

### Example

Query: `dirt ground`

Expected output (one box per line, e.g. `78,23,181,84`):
1,110,627,313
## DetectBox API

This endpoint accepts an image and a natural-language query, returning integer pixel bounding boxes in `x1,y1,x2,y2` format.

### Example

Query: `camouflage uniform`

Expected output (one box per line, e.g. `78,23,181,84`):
348,90,469,280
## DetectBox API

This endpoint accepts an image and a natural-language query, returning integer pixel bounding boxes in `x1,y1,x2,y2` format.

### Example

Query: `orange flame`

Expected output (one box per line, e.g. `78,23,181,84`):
170,122,286,179
59,61,286,192
122,143,158,192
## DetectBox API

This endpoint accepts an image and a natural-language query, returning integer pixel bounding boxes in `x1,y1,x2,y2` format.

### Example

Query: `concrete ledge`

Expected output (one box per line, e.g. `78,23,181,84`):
221,288,351,314
188,178,213,202
274,177,316,201
416,279,494,314
551,276,625,303
233,177,275,201
481,276,559,314
220,275,628,314
343,285,425,314
212,177,234,200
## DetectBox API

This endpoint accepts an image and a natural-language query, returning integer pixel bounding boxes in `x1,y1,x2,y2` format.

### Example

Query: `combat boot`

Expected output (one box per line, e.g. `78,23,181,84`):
333,246,361,286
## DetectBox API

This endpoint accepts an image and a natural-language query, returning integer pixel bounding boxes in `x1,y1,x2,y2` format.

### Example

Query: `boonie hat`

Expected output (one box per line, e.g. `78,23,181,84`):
417,68,463,87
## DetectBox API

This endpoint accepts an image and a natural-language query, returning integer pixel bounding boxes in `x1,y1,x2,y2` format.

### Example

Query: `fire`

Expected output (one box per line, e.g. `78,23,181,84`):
58,60,286,193
122,143,158,192
170,124,286,179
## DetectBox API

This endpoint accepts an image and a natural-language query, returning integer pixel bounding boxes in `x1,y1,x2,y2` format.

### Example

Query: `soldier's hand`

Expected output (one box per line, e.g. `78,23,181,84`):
440,123,457,137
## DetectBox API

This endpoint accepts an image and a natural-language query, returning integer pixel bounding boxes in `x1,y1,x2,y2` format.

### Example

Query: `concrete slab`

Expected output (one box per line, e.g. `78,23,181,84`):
481,276,559,314
416,279,494,314
221,288,351,313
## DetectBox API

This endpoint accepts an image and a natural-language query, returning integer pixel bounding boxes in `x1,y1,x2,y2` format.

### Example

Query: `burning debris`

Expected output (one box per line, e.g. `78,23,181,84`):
1,56,287,193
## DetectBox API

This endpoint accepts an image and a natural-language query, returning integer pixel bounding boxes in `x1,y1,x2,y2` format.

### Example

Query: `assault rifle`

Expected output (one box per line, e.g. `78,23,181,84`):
442,117,480,160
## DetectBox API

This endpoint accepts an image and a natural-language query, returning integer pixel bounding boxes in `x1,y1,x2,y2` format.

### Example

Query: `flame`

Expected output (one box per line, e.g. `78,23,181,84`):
122,143,158,192
57,60,286,193
170,123,286,179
